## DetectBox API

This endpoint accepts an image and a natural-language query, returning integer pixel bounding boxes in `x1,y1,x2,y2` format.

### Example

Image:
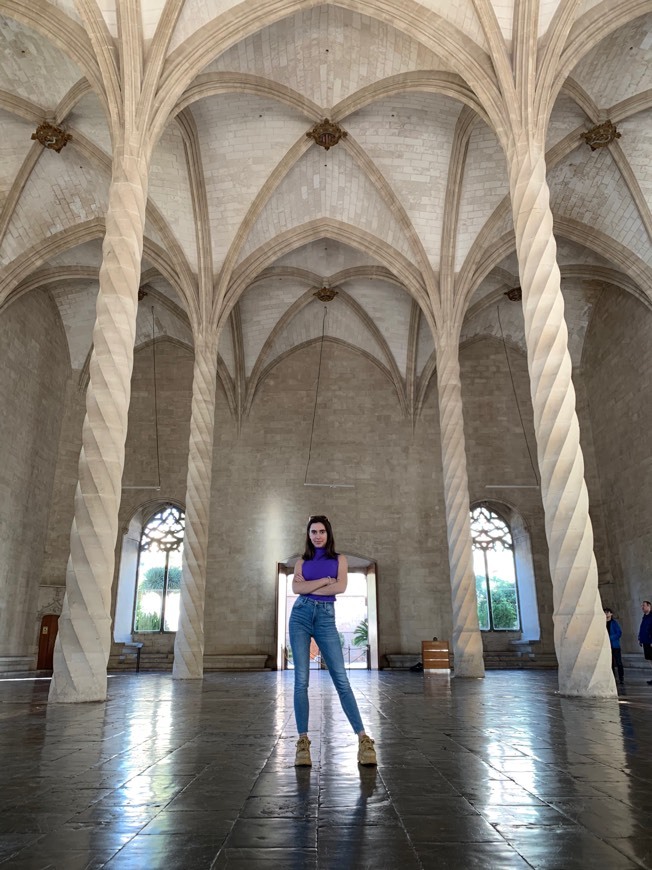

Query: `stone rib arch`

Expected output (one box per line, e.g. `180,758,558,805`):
250,335,404,414
213,134,314,310
0,81,108,252
459,219,652,326
153,0,505,145
414,328,534,420
551,0,652,113
243,287,320,417
610,88,652,122
243,286,408,418
0,218,105,309
68,131,198,314
55,79,96,122
174,108,212,307
216,219,431,333
439,106,479,309
464,263,652,326
415,348,438,420
0,118,198,322
75,0,122,126
0,91,44,123
554,217,652,299
332,70,488,125
562,265,652,312
578,276,652,373
447,48,652,324
0,220,199,328
0,141,43,251
342,135,438,300
214,127,435,316
173,72,323,122
76,332,237,417
0,0,103,97
560,77,601,121
77,333,192,393
595,139,652,243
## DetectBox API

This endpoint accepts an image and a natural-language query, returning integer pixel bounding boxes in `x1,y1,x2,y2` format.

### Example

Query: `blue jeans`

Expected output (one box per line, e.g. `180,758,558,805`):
289,597,365,735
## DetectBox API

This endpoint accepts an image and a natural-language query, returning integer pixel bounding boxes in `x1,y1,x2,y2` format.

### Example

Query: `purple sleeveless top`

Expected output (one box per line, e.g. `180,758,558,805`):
301,548,338,601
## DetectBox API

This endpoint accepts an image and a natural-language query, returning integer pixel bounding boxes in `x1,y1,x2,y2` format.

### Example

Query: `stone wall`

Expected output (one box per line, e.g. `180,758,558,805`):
5,302,638,669
119,337,195,521
204,340,451,663
459,337,554,653
0,292,69,658
114,338,195,637
202,336,563,664
582,287,652,650
40,377,86,589
40,337,195,661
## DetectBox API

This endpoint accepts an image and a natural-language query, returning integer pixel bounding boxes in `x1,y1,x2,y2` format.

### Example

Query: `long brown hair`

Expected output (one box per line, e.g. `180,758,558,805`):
303,515,337,560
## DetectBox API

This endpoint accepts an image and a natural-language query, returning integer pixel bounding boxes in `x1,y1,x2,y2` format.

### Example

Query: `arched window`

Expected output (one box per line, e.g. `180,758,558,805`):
470,505,520,631
133,505,185,632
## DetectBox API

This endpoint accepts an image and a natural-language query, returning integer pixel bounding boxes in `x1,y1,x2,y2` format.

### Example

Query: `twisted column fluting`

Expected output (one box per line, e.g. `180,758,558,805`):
436,332,484,678
49,149,149,703
173,332,219,679
509,142,614,697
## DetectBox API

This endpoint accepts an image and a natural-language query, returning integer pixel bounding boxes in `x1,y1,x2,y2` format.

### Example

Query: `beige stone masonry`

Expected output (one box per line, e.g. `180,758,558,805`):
49,149,149,703
174,330,219,679
508,142,614,698
436,329,484,678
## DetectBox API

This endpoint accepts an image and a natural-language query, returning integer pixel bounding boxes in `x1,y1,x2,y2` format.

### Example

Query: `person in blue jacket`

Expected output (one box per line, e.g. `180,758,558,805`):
604,607,624,685
638,600,652,685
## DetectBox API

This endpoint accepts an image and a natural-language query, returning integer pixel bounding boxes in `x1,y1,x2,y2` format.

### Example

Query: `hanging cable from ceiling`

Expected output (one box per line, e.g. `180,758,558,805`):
485,302,540,490
122,304,161,491
303,303,353,488
151,305,162,490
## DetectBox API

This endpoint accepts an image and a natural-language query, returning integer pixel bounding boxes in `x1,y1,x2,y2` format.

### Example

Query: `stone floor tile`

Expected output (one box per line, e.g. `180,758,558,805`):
1,669,652,869
210,847,317,869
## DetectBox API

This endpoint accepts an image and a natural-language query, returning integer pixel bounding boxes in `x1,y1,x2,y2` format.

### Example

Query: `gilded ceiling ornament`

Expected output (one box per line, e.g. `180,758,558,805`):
505,287,522,302
31,122,72,153
306,118,347,150
581,120,621,151
314,287,338,302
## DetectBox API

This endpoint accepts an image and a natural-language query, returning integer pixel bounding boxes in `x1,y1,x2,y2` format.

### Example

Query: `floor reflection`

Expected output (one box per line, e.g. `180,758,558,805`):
0,669,651,868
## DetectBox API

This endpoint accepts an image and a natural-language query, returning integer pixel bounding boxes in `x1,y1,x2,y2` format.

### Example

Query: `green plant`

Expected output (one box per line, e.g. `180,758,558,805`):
476,574,519,630
488,575,519,629
139,565,182,591
134,608,161,632
353,618,369,647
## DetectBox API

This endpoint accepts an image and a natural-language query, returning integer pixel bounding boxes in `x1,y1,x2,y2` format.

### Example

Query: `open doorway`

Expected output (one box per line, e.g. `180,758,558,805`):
276,555,379,671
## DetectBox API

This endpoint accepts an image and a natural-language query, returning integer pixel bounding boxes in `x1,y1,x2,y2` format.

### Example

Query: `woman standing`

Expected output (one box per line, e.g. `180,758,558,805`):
289,515,377,767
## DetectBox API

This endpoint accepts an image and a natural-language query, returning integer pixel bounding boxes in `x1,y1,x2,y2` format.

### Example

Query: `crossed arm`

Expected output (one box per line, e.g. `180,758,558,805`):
292,555,349,596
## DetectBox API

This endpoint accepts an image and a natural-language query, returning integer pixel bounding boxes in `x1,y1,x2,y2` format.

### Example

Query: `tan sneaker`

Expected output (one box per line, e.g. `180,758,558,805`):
295,735,312,767
357,734,377,766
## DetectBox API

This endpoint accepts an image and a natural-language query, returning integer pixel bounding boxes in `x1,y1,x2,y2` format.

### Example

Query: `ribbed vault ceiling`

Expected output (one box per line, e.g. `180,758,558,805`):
0,1,650,421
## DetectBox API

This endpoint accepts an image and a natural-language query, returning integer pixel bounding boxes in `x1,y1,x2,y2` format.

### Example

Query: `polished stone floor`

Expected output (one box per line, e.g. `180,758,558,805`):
0,668,651,869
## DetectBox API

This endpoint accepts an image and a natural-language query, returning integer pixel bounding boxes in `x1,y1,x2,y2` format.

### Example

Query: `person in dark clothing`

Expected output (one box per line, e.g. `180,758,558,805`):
604,607,624,685
638,600,652,685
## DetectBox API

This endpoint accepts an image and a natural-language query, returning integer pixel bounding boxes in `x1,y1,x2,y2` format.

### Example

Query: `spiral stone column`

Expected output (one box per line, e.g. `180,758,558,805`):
49,148,149,702
173,331,219,679
436,331,485,678
508,141,614,697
